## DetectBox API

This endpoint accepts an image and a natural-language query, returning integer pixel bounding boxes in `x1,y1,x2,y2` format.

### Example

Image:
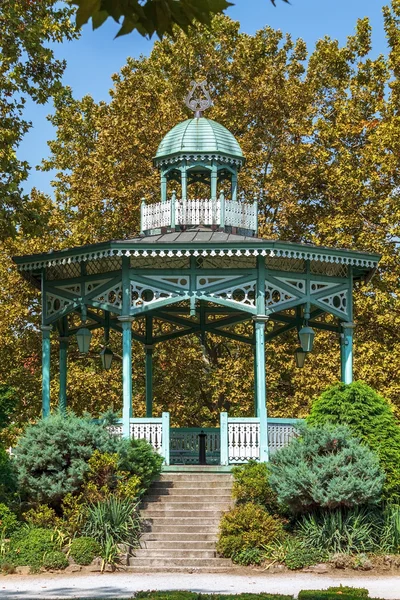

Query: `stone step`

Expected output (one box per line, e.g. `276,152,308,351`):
144,525,219,535
158,474,233,482
153,479,232,488
141,502,231,511
144,494,232,503
127,557,231,568
134,549,217,559
141,509,226,518
149,486,233,495
140,540,216,550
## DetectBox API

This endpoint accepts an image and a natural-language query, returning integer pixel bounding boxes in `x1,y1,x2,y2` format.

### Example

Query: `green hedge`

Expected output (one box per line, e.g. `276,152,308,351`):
135,595,293,600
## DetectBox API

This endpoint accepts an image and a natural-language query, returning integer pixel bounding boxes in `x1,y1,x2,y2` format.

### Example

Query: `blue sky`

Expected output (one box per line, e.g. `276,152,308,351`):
21,0,387,195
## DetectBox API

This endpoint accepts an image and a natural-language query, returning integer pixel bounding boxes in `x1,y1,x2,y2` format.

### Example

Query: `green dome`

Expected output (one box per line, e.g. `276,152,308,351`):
154,117,244,164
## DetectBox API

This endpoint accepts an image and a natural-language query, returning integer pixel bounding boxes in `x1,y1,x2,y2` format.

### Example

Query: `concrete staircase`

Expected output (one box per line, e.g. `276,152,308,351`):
128,471,235,572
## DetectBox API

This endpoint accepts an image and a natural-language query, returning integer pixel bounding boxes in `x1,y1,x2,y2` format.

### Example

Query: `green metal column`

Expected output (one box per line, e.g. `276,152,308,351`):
253,340,258,417
161,172,167,202
120,318,133,438
340,322,355,384
211,160,218,200
255,254,269,462
181,163,187,200
145,345,153,417
41,326,52,418
58,336,68,413
231,172,237,202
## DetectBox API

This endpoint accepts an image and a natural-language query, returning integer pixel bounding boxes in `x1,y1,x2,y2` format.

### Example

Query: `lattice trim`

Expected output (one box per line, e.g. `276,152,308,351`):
45,293,74,317
130,280,182,308
196,275,245,290
92,284,123,309
144,275,190,290
203,281,256,307
275,277,306,294
265,283,296,308
310,281,341,294
318,290,349,316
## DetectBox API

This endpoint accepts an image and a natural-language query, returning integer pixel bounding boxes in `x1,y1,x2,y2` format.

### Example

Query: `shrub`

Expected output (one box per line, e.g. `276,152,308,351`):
83,450,141,502
217,502,283,558
381,503,400,553
69,536,102,565
0,386,17,434
232,547,265,566
83,496,141,549
23,504,58,529
0,503,19,537
264,537,326,570
7,527,58,571
269,423,385,514
42,550,68,570
0,445,16,503
15,412,117,507
232,461,279,513
308,381,400,501
298,590,369,600
297,507,379,554
117,438,164,494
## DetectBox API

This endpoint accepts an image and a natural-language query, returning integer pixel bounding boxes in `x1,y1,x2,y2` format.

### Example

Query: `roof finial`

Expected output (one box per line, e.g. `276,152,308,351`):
185,80,212,118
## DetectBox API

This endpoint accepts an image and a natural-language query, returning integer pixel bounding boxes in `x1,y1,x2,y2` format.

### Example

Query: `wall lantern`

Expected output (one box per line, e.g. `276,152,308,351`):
76,327,92,354
298,325,315,353
295,347,307,368
100,346,113,370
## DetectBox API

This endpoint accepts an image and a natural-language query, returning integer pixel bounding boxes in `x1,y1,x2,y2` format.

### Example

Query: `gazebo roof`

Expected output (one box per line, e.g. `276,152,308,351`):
154,117,244,166
13,227,380,288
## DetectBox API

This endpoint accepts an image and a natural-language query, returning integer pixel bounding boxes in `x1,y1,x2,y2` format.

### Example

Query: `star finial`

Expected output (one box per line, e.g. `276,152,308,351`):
185,80,212,118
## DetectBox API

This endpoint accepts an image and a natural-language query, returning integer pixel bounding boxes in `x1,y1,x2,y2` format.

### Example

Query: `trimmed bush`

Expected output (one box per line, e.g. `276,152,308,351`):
69,536,102,565
117,438,164,494
308,381,400,501
6,527,58,571
0,503,19,537
269,423,385,513
298,590,369,600
217,502,283,558
42,550,69,570
15,413,118,506
232,460,279,513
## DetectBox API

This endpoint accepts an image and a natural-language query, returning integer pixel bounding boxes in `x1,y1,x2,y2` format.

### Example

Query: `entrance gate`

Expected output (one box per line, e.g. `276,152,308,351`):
170,428,220,465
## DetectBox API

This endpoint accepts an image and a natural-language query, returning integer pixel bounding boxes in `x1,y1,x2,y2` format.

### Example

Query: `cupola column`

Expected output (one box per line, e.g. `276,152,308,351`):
211,160,218,200
161,171,167,203
181,162,187,200
231,172,238,202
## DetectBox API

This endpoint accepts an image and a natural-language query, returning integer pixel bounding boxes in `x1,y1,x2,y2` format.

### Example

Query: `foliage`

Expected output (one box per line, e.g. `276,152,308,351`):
298,591,370,600
0,0,77,241
232,547,266,566
100,534,121,572
0,504,19,537
380,504,400,553
0,446,16,503
297,508,380,555
308,381,400,501
59,493,89,538
264,537,327,570
71,0,233,38
69,536,102,565
23,505,58,529
269,424,385,514
0,386,17,434
232,460,279,513
83,496,141,549
42,550,69,570
15,413,117,506
217,502,283,558
135,594,294,600
6,527,58,572
84,449,141,502
117,438,164,494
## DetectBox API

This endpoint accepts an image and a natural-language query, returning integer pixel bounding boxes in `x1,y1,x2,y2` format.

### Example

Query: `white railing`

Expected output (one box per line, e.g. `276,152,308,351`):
221,416,300,464
108,413,170,465
141,196,257,234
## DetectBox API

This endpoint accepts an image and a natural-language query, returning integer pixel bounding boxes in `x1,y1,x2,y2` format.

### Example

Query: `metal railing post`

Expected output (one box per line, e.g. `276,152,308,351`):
220,412,228,466
162,411,170,466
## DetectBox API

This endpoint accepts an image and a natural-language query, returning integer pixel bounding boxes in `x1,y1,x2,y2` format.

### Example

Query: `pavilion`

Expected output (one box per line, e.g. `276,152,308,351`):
13,82,380,467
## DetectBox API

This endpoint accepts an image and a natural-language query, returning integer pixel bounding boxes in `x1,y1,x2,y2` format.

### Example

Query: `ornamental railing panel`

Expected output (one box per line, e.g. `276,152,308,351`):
130,422,163,453
141,198,257,234
108,416,169,463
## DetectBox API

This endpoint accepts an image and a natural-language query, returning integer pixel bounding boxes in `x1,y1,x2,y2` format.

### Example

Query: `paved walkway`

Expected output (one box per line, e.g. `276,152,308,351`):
0,572,400,599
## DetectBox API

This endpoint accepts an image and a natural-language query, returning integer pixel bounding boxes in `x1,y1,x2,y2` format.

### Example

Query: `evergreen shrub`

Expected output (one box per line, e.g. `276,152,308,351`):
42,550,68,570
117,438,164,494
23,504,58,529
0,503,19,537
308,381,400,501
298,590,369,600
69,536,102,565
217,502,283,558
269,424,385,513
232,547,265,566
232,460,279,513
6,527,58,571
15,413,117,506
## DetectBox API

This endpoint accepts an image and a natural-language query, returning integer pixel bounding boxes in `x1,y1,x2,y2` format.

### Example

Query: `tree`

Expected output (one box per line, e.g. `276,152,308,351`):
70,0,287,38
5,6,400,429
269,424,385,513
308,381,400,502
0,0,78,241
